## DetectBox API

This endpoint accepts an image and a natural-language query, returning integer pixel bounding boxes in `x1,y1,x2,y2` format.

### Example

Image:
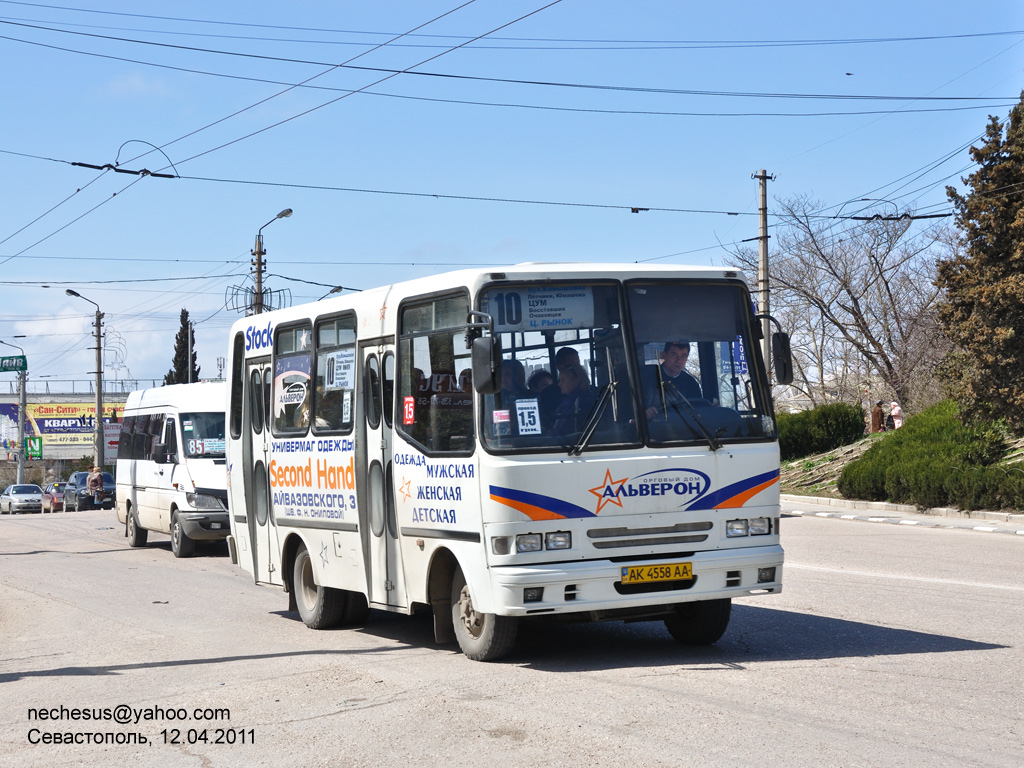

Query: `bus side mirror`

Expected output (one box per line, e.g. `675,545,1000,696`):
153,443,167,464
472,336,501,394
772,332,794,385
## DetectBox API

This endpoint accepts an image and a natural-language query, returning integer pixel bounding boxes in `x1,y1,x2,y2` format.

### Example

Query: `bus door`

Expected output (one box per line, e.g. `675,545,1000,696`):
358,341,407,608
243,357,283,586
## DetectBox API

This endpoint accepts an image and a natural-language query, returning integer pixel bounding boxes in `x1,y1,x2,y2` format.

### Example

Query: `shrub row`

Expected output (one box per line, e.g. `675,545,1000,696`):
837,400,1024,510
778,402,865,461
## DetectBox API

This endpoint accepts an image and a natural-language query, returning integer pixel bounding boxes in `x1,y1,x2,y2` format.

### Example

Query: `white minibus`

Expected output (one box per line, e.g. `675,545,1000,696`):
115,382,229,557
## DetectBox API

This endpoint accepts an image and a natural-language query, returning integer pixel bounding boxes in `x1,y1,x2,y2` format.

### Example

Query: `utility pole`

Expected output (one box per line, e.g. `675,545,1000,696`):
753,170,775,377
17,368,26,482
93,307,104,468
252,233,266,315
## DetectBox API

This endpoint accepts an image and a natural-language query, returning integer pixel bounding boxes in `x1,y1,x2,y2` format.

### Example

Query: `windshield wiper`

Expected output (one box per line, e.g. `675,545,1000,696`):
569,380,616,456
660,380,722,451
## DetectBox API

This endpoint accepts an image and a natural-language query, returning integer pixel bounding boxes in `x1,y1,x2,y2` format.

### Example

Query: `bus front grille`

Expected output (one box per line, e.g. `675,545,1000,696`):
586,521,712,549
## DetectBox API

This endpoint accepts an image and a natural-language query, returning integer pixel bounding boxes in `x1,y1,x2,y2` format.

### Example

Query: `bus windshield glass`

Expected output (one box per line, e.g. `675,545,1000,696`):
477,279,775,453
179,412,227,458
478,282,640,452
627,280,775,445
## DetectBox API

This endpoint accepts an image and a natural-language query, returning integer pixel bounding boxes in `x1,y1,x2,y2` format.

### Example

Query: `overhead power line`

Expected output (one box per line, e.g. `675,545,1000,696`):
2,2,1021,49
1,20,1018,102
1,34,1013,118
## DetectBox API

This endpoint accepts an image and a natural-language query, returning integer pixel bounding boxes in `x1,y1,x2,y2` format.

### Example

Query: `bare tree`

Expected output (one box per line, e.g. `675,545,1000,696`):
729,195,950,411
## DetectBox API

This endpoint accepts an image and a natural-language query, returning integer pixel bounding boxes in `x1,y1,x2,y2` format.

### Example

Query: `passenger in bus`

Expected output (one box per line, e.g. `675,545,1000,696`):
551,361,595,436
498,359,529,406
527,369,554,395
540,347,581,429
644,341,703,419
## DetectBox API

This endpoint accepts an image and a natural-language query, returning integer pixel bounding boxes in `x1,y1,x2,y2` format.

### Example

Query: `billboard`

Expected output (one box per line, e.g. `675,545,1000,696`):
0,402,124,455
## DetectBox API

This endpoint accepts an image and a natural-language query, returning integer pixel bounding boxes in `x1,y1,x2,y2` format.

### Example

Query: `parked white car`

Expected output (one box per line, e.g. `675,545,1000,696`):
0,484,44,514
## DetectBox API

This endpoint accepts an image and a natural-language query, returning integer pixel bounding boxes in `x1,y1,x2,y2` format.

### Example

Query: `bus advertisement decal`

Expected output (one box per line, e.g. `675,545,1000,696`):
683,469,779,511
489,486,594,521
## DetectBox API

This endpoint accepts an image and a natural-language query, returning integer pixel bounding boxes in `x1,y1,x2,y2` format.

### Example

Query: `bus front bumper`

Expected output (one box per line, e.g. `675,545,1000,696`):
486,545,783,617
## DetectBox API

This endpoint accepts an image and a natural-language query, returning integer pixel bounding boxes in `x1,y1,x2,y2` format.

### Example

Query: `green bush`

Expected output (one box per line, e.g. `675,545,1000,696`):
837,400,1016,510
778,402,864,460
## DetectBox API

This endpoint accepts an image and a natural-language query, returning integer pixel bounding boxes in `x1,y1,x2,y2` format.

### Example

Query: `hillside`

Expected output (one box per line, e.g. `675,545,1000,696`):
780,434,1024,501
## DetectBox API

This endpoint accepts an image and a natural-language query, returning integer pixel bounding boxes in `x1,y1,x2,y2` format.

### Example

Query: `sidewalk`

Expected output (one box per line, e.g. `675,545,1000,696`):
780,493,1024,536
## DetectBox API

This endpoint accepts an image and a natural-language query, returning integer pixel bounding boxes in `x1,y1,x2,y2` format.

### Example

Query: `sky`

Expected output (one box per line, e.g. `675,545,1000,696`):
1,0,1022,390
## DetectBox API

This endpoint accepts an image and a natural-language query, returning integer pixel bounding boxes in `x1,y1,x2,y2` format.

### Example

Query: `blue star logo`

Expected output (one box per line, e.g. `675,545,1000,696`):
320,541,330,568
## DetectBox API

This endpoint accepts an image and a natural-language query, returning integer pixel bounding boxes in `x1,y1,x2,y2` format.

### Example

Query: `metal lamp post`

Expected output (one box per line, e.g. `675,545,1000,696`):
252,208,292,315
0,339,27,482
66,289,104,468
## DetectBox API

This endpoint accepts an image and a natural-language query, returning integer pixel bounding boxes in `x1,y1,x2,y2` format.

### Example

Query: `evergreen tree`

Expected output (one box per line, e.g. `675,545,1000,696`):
163,309,200,385
937,93,1024,431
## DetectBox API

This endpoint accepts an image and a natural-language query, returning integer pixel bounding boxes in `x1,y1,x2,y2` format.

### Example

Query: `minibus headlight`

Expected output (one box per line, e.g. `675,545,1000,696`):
726,519,749,537
749,517,771,535
516,534,543,553
545,532,571,550
186,492,223,510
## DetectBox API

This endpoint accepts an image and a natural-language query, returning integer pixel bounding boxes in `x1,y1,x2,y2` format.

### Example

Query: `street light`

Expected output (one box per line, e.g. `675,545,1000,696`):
0,339,27,482
66,289,105,468
252,208,292,314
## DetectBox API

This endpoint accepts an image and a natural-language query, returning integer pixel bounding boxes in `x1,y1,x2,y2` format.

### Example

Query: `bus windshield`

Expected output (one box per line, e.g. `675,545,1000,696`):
478,279,775,453
179,412,227,458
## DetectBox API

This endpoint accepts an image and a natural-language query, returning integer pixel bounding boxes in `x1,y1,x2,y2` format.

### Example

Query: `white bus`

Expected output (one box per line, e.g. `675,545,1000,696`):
225,263,791,660
116,382,230,557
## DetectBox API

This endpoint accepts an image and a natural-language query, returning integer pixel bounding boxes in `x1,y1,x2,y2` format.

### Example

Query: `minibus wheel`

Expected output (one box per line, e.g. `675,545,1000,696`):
293,543,346,629
171,512,196,558
127,506,148,548
664,598,731,645
450,566,517,661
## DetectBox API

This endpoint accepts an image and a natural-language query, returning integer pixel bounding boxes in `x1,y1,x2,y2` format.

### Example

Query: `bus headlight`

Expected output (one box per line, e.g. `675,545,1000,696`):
545,531,571,550
749,517,772,535
516,534,543,552
726,519,749,537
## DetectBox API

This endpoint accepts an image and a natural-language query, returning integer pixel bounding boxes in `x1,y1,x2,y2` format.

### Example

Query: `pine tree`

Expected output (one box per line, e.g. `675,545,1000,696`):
163,309,200,385
937,94,1024,431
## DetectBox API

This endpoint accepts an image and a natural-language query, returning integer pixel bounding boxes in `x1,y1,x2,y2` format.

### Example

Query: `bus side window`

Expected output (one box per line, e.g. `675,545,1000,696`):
273,323,313,435
313,315,356,434
397,333,473,454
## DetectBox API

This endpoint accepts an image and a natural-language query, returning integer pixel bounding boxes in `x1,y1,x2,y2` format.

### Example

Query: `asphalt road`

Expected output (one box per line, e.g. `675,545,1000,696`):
1,509,1021,767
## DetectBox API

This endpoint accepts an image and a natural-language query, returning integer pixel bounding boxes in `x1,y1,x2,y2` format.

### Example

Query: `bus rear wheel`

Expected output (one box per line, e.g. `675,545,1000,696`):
664,599,732,645
293,544,346,629
450,567,517,662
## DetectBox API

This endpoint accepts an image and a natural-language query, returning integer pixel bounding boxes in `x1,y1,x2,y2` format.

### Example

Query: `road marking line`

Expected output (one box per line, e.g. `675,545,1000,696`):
786,563,1024,591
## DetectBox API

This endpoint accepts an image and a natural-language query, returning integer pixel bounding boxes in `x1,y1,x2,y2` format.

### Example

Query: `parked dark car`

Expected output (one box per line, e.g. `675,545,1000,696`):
63,471,116,511
41,482,65,513
1,484,43,514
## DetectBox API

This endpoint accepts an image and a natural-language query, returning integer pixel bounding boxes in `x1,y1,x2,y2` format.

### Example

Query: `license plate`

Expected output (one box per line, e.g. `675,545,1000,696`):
211,522,222,529
620,561,693,584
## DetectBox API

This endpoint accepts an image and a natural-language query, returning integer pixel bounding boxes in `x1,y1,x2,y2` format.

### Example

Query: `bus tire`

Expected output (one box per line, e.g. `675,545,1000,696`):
293,544,345,629
342,590,370,626
450,566,517,662
170,512,195,558
127,507,148,548
664,598,731,645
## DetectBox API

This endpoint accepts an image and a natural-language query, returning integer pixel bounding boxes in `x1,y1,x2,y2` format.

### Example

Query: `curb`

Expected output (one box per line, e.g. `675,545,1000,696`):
780,494,1024,536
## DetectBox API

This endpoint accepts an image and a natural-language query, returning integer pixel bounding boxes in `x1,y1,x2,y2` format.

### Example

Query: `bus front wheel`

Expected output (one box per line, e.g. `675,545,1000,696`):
450,567,517,662
664,598,732,645
293,544,346,629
